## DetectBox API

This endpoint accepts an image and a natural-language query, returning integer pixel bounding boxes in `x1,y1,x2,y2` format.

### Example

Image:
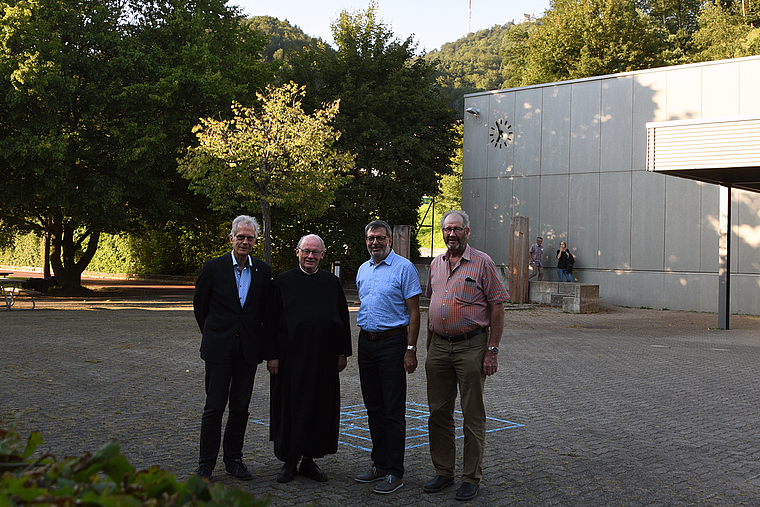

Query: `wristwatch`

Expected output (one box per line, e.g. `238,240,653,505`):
407,345,418,353
487,346,499,354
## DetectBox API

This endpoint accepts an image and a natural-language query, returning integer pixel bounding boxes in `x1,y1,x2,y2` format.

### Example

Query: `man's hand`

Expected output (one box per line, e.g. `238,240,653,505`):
337,354,347,373
267,359,279,375
484,300,504,377
404,350,418,374
483,351,498,376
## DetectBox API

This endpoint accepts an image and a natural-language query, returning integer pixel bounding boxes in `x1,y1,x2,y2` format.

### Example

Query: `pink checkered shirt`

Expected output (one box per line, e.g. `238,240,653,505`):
426,245,509,337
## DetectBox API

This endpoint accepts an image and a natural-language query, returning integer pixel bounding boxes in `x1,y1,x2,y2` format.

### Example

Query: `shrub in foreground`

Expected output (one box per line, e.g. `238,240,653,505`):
0,414,269,506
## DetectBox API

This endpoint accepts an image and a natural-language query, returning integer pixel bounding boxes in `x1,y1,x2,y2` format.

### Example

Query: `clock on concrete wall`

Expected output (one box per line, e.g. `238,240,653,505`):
489,117,513,149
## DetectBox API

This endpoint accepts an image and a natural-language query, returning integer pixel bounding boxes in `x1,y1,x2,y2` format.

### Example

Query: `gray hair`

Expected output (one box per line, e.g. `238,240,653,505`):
440,210,470,229
230,215,259,238
365,220,392,237
297,234,325,251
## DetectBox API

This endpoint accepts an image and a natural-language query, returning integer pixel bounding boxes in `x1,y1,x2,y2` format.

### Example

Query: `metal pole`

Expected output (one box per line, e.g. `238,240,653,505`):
718,185,731,330
431,197,435,257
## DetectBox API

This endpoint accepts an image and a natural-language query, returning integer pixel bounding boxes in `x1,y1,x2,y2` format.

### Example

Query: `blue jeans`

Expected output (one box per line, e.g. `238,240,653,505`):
557,268,571,282
358,332,408,478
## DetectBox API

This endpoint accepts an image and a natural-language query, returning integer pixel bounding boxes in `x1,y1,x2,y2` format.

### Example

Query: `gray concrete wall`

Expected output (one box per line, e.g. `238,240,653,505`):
462,55,760,315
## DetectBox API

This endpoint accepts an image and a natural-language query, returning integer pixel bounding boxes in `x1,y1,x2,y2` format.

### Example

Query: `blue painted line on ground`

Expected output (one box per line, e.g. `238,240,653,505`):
255,402,524,452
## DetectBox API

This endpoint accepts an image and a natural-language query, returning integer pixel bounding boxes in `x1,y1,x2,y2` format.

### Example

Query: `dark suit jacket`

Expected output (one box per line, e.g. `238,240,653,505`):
193,252,272,366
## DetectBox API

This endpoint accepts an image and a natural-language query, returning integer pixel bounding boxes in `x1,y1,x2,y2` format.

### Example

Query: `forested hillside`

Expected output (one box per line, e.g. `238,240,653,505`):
424,22,534,114
246,15,322,61
248,16,530,114
250,0,759,115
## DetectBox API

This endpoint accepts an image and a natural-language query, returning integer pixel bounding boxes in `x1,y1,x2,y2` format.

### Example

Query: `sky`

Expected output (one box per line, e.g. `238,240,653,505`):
234,0,551,52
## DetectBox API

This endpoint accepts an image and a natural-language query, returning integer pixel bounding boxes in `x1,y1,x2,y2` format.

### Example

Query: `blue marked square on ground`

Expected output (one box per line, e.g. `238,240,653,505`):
338,402,524,451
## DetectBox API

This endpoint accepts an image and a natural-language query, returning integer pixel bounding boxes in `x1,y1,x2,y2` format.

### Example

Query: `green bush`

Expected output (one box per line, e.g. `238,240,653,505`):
86,233,138,274
0,232,43,268
0,232,136,274
129,221,232,276
0,413,270,507
0,222,232,277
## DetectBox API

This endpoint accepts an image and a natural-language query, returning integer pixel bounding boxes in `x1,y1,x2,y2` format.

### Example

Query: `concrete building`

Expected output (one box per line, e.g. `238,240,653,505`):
462,55,760,314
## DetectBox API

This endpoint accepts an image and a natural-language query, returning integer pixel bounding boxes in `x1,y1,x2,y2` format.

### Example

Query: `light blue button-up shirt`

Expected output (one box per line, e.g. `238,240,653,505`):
231,252,252,308
356,249,422,332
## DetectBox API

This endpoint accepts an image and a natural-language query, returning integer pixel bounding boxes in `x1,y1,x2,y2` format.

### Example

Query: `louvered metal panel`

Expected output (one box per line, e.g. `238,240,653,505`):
646,116,760,193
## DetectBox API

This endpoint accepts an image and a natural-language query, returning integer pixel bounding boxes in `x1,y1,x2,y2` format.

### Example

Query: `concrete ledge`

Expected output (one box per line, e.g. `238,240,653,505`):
550,294,566,306
529,281,599,314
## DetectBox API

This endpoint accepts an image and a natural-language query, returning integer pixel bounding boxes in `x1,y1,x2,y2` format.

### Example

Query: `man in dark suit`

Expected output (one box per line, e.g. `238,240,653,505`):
193,215,272,480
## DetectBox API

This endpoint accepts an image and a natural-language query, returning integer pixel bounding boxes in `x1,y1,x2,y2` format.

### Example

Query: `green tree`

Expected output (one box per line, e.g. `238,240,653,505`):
500,22,538,88
512,0,672,85
634,0,703,37
688,1,760,62
246,15,320,62
283,2,458,274
178,82,353,265
0,0,274,290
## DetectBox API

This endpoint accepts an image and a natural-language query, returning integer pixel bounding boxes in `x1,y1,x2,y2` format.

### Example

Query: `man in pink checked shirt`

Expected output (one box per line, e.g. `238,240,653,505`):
423,210,509,502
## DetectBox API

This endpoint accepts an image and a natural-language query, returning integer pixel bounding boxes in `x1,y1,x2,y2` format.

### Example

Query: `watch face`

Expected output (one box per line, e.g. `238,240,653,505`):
489,118,513,149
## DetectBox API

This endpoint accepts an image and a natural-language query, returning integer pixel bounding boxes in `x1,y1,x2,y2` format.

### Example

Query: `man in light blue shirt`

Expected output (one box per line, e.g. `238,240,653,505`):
354,220,422,495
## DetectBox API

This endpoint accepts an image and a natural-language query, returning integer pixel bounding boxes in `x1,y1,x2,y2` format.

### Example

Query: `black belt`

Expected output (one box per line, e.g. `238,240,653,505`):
436,327,487,343
360,326,408,341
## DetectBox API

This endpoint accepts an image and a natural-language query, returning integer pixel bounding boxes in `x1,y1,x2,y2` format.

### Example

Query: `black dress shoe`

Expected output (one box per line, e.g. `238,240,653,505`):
196,462,213,479
277,463,297,483
225,459,253,481
423,475,455,493
455,482,479,501
299,458,328,482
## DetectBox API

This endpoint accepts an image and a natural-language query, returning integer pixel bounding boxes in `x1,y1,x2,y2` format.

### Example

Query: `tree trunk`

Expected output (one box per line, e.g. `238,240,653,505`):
48,211,101,292
255,163,272,266
259,194,272,266
43,216,51,279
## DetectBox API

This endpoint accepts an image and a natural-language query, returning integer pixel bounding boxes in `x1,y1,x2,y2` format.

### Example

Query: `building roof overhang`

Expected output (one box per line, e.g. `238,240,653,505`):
646,115,760,194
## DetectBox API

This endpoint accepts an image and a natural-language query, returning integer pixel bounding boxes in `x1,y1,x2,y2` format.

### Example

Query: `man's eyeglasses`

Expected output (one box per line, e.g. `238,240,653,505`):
234,235,255,242
366,236,388,243
443,227,465,234
298,249,323,257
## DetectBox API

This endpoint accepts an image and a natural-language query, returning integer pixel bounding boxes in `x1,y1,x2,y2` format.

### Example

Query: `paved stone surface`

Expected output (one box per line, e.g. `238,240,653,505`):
2,286,760,506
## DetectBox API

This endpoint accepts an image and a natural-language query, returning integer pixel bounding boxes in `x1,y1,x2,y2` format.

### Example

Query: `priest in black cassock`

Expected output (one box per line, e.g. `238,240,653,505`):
267,234,352,484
